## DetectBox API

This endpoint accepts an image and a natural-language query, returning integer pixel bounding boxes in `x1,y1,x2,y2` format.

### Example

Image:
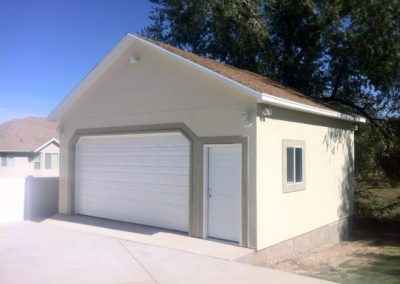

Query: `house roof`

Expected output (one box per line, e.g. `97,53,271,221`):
49,34,365,123
0,117,58,153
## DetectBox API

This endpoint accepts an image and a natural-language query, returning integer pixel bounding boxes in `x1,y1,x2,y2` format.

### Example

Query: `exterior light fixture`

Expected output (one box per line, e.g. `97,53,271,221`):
129,56,140,64
258,105,272,121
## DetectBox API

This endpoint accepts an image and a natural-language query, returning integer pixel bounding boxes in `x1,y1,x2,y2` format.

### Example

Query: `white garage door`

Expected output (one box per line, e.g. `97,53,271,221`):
75,132,190,232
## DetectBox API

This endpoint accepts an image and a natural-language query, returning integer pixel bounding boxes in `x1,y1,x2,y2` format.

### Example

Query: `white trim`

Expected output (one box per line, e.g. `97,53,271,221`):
202,146,209,240
282,140,306,193
34,138,60,153
49,33,366,123
261,93,366,123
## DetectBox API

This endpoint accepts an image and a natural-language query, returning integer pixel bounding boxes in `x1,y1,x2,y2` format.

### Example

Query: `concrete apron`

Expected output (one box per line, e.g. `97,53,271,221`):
43,214,253,261
0,221,334,284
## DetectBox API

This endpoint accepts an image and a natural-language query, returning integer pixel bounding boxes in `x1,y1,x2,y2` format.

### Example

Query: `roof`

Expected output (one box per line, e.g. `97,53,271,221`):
0,117,58,153
49,34,365,123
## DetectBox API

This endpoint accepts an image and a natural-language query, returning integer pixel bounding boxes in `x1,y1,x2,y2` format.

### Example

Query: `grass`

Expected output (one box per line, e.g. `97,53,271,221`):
318,186,400,283
272,236,400,284
314,241,400,284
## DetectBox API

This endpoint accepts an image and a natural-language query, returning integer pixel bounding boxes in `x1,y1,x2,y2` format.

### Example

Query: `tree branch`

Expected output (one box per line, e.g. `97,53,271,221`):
331,61,346,99
320,96,391,139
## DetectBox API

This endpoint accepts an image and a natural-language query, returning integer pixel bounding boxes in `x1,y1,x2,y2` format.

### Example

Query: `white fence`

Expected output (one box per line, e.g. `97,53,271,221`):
0,177,59,223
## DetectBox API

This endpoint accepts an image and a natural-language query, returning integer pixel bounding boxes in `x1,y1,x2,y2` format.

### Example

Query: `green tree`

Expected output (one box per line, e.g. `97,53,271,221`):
143,0,400,122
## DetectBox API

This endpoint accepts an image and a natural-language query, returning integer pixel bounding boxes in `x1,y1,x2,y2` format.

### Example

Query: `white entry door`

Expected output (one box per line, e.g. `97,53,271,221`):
75,132,190,232
205,144,242,242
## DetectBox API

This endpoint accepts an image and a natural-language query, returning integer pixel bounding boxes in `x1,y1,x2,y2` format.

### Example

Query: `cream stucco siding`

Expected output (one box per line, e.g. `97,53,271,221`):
256,106,354,250
57,39,258,248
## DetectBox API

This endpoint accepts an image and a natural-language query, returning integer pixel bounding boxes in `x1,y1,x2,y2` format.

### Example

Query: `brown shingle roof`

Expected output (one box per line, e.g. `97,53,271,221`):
150,39,331,111
0,117,58,152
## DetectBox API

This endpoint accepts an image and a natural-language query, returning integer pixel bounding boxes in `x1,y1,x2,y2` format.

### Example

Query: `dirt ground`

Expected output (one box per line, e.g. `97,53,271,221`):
269,238,400,284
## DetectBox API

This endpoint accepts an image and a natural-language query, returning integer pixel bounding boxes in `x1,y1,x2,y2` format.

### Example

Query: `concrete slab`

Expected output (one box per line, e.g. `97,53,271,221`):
43,214,253,261
0,222,153,284
0,221,335,284
122,241,334,284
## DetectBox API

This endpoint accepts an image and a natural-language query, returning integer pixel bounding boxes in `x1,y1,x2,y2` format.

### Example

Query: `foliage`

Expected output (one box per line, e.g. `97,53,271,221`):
356,119,400,186
355,186,400,221
143,0,400,121
145,0,268,72
378,148,400,188
376,119,400,187
355,124,385,184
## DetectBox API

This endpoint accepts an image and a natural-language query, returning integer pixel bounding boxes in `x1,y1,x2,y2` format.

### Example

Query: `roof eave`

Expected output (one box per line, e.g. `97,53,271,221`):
260,93,367,123
33,138,60,153
0,150,33,154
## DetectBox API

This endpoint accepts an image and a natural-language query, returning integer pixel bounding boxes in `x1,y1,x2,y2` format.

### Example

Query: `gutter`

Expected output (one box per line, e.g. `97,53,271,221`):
259,93,367,123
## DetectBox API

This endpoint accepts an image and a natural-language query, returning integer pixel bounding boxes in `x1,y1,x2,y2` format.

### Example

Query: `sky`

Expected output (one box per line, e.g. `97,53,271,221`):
0,0,152,122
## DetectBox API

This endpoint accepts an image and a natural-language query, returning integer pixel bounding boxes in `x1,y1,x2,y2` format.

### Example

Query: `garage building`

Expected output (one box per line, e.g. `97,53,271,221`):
50,34,364,252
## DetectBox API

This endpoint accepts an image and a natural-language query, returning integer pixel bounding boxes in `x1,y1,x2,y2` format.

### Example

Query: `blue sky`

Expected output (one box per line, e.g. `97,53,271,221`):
0,0,152,122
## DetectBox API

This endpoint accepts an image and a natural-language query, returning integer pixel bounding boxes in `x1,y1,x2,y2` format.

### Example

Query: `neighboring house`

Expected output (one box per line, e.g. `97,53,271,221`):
0,117,59,178
49,34,365,253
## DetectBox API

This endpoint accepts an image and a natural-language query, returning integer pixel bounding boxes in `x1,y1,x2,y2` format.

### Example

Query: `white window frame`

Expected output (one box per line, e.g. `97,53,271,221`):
282,140,306,193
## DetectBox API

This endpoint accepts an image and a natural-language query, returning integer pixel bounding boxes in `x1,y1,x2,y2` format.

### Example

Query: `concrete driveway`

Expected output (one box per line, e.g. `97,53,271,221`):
0,221,334,284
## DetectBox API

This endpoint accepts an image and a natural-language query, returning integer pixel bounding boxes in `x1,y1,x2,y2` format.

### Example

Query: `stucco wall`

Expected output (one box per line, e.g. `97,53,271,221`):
57,39,258,248
0,178,26,222
256,106,354,250
0,177,59,223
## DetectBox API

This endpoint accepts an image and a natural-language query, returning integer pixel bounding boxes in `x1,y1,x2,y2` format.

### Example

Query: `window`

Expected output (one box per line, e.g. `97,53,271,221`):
33,154,41,170
0,155,15,167
45,153,59,170
1,156,6,167
283,140,305,193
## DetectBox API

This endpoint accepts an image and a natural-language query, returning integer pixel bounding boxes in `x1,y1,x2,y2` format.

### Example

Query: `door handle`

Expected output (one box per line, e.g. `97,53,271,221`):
208,188,212,199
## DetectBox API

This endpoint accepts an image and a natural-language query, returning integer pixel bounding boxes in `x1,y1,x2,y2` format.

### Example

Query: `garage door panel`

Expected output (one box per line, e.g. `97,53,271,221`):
80,149,189,158
78,157,190,166
75,132,190,232
78,195,189,210
77,185,189,202
78,173,189,187
78,165,190,176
